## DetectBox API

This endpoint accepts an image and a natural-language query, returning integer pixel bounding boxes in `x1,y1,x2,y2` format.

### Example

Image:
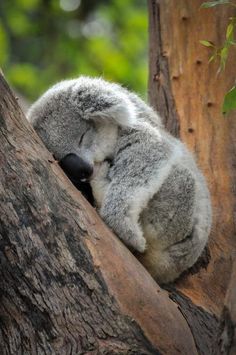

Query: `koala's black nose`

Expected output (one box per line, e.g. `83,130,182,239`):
59,153,93,181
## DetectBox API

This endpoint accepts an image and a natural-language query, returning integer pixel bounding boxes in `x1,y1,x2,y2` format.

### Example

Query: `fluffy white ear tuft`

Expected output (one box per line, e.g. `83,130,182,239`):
89,93,137,127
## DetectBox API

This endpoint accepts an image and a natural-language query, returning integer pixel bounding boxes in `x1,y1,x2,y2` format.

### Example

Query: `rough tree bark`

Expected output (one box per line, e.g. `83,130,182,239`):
148,0,236,353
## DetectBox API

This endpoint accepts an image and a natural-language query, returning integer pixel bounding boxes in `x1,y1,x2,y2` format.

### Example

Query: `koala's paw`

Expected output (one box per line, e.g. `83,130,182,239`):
94,160,110,181
126,230,146,253
135,236,147,253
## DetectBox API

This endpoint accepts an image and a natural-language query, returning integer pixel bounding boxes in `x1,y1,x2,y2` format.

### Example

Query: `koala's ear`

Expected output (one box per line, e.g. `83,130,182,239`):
87,93,138,127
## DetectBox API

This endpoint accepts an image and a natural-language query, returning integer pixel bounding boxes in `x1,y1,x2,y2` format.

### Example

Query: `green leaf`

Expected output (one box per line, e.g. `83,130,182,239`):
222,86,236,114
226,22,234,40
220,46,229,69
201,1,231,8
200,40,214,47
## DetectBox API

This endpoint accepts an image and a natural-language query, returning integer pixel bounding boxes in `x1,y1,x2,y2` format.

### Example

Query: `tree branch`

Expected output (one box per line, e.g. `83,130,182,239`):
0,73,198,354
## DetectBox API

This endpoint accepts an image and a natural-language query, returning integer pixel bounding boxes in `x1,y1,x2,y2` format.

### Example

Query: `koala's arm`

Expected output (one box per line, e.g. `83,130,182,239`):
90,161,146,252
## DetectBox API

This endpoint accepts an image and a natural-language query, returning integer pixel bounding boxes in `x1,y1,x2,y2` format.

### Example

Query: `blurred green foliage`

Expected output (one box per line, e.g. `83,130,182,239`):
0,0,148,101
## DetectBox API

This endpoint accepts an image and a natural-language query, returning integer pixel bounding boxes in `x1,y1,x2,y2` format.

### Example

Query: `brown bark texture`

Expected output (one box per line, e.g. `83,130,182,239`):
1,1,236,353
148,0,236,353
216,260,236,354
0,73,202,354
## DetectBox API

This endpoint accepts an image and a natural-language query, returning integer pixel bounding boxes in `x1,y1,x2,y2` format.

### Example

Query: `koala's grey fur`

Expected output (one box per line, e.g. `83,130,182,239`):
27,76,212,284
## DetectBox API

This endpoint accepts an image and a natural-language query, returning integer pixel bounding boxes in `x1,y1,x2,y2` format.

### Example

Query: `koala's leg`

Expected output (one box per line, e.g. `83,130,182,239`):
139,222,208,284
138,166,211,284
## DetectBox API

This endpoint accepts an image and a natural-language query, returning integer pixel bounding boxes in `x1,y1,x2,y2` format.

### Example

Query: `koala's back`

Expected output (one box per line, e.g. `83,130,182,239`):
112,126,198,241
107,125,211,283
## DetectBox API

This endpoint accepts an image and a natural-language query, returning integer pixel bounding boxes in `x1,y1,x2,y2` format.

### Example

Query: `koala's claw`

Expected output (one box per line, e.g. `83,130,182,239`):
134,237,146,253
125,230,146,253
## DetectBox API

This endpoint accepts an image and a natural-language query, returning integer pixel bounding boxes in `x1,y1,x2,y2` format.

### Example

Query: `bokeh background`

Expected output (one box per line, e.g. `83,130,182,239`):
0,0,148,102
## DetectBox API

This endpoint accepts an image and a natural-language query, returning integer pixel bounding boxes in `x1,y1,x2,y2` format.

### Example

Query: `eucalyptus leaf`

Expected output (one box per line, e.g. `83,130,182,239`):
222,86,236,114
201,1,231,8
200,40,214,47
226,22,234,40
220,46,229,69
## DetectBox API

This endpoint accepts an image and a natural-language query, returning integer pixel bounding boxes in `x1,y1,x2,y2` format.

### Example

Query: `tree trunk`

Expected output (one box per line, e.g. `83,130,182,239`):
216,260,236,354
0,73,200,354
1,1,236,353
148,0,236,352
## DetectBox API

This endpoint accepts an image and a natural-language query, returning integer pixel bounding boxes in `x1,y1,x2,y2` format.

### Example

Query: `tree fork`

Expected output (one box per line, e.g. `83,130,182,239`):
0,73,200,354
148,0,236,315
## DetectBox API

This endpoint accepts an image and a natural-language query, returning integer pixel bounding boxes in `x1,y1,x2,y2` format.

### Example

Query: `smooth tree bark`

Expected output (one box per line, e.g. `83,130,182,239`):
148,0,236,353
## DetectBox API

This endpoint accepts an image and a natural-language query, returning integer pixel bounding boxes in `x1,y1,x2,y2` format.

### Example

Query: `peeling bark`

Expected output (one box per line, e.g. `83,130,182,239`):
215,261,236,354
168,288,218,354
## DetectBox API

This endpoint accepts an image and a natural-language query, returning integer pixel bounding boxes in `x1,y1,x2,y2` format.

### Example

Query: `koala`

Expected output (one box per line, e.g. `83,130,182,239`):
27,76,212,284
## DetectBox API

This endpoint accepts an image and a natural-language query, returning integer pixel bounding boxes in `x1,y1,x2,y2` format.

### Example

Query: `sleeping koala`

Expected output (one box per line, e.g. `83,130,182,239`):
27,76,212,284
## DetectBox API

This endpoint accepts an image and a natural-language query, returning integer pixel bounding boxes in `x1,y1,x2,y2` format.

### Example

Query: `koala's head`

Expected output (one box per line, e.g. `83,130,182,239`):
27,76,138,183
